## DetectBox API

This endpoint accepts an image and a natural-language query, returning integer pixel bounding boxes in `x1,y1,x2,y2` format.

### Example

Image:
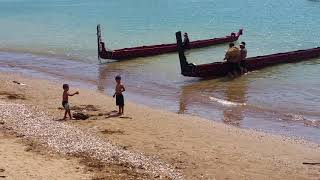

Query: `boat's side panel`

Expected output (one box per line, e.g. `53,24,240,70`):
99,31,242,60
192,62,229,77
111,36,238,60
189,47,320,77
189,36,238,49
111,45,177,60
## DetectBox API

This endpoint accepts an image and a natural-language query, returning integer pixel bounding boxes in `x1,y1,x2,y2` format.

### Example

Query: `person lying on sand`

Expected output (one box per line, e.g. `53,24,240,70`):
113,76,125,115
62,84,79,120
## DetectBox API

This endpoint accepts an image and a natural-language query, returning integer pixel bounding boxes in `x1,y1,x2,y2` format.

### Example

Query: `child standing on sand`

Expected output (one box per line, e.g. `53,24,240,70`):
113,76,125,114
62,84,79,120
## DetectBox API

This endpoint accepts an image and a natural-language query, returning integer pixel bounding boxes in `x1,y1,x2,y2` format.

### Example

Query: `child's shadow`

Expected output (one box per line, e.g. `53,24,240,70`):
104,110,132,119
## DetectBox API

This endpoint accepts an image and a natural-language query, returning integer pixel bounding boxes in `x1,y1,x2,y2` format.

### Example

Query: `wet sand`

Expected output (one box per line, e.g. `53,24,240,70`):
0,72,320,179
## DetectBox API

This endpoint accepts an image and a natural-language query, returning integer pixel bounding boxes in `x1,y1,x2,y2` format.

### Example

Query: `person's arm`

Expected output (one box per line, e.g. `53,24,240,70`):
121,85,126,93
68,91,79,96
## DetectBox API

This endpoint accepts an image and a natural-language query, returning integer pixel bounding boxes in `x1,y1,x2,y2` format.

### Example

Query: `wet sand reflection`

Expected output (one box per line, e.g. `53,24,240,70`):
179,78,248,126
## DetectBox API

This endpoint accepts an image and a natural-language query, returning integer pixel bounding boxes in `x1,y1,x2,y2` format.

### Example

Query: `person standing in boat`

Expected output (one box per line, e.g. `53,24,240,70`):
224,43,241,77
183,33,190,49
239,42,248,74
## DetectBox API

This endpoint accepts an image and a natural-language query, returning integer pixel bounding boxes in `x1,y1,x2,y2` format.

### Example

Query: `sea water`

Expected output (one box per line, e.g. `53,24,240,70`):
0,0,319,143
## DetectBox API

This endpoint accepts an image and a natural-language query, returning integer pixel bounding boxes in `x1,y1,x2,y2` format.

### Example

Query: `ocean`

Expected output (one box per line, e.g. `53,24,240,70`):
0,0,319,143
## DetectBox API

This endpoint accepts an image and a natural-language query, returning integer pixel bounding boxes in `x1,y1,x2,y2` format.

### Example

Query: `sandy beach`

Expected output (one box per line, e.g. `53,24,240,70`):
0,71,319,180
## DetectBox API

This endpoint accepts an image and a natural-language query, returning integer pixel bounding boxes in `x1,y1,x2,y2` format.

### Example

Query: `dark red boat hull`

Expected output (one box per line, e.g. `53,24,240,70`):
175,31,320,78
97,25,243,60
188,48,320,78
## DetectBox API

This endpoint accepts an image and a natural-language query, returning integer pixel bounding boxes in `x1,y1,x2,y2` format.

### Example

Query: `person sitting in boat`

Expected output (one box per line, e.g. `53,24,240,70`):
239,42,248,74
224,43,241,77
183,33,190,49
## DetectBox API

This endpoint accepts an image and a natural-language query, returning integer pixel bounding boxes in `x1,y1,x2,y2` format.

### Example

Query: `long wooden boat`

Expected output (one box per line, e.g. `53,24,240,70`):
97,24,243,61
175,31,320,78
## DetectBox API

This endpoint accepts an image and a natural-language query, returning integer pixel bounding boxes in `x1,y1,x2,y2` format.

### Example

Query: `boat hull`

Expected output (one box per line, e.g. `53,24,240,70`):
175,31,320,78
186,47,320,78
97,25,243,60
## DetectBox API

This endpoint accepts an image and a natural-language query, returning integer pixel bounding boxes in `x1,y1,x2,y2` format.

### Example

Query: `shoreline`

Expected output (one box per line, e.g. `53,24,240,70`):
1,50,319,144
0,71,319,179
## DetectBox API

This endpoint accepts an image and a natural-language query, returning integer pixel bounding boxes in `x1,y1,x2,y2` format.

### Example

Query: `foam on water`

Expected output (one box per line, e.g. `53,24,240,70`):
209,96,246,107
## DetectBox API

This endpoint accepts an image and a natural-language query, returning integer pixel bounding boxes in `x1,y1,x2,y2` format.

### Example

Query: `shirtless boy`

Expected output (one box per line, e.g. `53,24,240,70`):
62,84,79,120
113,76,125,114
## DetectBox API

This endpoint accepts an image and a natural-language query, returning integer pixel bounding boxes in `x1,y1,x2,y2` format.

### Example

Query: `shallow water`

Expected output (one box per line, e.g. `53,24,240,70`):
0,0,319,143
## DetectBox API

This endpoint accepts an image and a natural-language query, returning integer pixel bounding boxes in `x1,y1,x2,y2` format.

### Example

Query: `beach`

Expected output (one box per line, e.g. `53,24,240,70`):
1,0,320,143
0,0,320,179
1,72,319,179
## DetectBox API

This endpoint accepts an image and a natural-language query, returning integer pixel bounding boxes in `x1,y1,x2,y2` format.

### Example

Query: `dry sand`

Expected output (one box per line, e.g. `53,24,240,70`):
0,72,320,179
0,132,90,180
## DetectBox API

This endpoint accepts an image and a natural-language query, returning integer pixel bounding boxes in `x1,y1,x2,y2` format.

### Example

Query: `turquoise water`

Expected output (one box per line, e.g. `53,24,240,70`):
0,0,320,143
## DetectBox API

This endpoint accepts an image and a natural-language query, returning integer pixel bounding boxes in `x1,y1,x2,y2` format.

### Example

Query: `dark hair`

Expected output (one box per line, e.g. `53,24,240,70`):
63,84,69,89
241,41,246,46
115,75,121,80
229,43,234,47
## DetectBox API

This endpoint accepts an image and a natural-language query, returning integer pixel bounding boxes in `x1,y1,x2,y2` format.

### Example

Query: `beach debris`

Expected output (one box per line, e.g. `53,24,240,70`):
0,92,26,100
0,101,182,179
0,169,4,173
302,162,320,165
72,112,90,120
100,129,125,135
119,116,132,119
12,81,26,86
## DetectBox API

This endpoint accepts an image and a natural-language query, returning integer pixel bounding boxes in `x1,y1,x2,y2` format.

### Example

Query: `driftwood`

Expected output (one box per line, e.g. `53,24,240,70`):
302,162,320,165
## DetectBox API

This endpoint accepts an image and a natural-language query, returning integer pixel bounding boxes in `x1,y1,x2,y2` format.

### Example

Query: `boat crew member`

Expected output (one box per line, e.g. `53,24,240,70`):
183,33,190,49
224,43,241,77
239,42,248,74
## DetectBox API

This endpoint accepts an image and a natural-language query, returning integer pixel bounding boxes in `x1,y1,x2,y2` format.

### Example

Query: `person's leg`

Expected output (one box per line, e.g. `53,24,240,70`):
227,62,234,78
242,60,248,73
63,110,68,119
68,110,72,119
232,63,239,77
118,106,121,114
121,106,124,114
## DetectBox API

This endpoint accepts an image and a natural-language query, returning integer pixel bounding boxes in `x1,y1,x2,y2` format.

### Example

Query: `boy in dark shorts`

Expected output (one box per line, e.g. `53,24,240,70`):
113,76,125,114
62,84,79,120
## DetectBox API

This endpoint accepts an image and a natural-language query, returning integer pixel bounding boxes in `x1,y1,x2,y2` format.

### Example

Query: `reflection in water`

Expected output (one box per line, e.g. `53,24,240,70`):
97,64,109,92
179,78,248,126
222,79,247,126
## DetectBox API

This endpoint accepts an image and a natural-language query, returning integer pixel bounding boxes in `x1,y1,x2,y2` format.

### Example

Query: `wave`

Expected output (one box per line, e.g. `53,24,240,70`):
208,96,320,128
